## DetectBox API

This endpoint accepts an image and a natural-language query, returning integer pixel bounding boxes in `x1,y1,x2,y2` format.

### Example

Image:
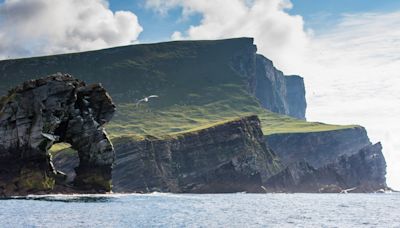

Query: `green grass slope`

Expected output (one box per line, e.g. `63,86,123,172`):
0,38,355,139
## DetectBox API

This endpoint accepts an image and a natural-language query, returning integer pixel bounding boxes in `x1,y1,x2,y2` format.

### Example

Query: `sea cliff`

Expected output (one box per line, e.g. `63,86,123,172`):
54,116,283,193
230,39,307,119
253,55,306,119
265,128,387,192
266,127,371,168
265,143,387,193
0,38,388,194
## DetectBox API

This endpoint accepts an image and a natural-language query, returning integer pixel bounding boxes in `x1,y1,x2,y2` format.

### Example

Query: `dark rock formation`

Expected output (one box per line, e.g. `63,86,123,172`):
0,74,115,196
265,127,388,192
265,143,387,193
285,75,307,119
330,143,387,192
53,115,388,193
53,115,283,193
265,127,371,168
230,42,307,120
254,55,306,120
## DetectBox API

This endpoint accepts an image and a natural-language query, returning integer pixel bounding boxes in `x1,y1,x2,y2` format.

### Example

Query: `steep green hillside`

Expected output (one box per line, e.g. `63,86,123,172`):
110,98,354,138
0,38,354,138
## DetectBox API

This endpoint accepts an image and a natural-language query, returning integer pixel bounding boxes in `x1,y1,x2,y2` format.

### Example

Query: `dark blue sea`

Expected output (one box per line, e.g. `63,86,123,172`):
1,193,399,227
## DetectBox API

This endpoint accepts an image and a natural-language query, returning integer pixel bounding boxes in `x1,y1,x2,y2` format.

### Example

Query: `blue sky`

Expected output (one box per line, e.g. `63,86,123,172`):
108,0,201,42
107,0,400,42
290,0,400,16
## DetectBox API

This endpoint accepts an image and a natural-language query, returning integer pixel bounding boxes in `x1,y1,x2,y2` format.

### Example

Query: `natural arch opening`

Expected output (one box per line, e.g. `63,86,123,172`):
50,143,79,184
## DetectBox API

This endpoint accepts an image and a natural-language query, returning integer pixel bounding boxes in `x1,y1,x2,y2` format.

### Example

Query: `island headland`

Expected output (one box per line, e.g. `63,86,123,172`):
0,38,388,195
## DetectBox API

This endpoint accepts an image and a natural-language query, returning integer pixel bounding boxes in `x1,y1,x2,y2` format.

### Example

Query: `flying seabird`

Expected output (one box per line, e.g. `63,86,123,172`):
136,95,159,107
340,187,357,194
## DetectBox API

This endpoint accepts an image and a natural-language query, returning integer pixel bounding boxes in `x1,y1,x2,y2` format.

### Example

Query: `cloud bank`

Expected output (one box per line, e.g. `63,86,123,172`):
146,0,309,74
146,0,400,189
0,0,143,59
305,12,400,191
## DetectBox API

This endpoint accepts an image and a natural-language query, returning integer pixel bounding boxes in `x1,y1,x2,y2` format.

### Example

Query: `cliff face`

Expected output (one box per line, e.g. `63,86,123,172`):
53,116,283,193
266,127,371,168
230,43,307,120
0,38,387,193
285,75,306,119
54,122,388,193
114,115,283,193
265,127,387,192
253,55,306,119
53,121,388,193
265,143,387,193
331,143,387,191
0,74,115,196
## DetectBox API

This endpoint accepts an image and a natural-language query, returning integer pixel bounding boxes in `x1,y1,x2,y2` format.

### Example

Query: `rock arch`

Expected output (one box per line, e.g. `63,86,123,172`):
0,74,115,196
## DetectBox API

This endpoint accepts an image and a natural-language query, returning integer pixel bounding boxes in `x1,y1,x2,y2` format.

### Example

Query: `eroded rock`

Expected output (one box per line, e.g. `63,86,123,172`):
0,73,115,196
265,143,387,193
265,127,372,168
264,127,388,192
230,42,307,120
53,115,283,193
113,116,283,193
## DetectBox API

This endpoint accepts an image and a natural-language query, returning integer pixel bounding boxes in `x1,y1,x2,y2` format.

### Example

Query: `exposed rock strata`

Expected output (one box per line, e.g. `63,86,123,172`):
230,41,307,120
53,117,389,193
265,143,387,193
0,74,115,196
254,55,306,119
54,116,283,193
265,127,388,192
285,75,306,119
266,127,371,168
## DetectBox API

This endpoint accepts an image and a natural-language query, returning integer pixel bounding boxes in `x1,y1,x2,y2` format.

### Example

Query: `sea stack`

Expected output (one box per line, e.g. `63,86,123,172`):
0,74,116,196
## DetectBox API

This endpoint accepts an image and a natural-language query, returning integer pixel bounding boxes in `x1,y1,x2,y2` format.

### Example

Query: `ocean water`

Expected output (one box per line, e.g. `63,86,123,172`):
0,193,399,227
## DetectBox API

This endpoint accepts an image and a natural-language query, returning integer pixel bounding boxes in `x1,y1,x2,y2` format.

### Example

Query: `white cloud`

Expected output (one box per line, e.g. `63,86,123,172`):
0,0,143,59
304,12,400,190
146,0,400,190
145,0,309,74
171,31,183,40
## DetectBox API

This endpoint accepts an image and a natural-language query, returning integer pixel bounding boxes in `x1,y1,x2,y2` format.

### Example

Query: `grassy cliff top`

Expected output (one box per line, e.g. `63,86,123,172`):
0,38,355,140
108,100,356,139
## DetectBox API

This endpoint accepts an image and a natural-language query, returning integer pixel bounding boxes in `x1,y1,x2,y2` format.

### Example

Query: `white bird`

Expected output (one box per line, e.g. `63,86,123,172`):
340,187,357,194
136,95,159,107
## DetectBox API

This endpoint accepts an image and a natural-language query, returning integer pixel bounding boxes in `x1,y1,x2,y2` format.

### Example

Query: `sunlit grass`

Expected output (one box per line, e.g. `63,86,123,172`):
107,99,356,139
0,38,357,148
